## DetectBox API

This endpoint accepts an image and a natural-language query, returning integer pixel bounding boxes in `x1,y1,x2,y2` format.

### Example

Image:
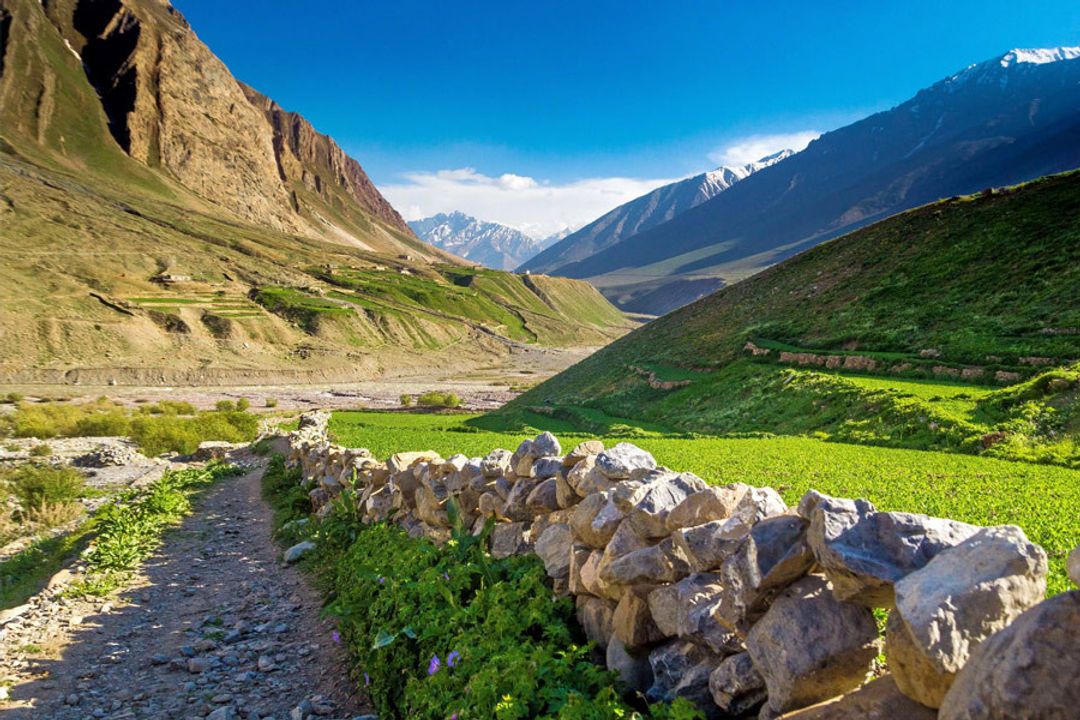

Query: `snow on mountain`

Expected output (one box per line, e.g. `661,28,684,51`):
943,45,1080,89
408,212,545,270
520,150,793,274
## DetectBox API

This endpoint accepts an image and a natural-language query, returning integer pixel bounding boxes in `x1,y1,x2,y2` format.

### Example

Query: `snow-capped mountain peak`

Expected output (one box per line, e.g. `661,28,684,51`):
408,212,547,270
944,45,1080,89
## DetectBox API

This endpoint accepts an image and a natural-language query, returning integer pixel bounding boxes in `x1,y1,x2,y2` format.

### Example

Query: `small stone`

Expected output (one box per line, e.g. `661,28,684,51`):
283,541,316,564
151,653,170,665
65,693,80,705
188,657,210,673
1068,544,1080,588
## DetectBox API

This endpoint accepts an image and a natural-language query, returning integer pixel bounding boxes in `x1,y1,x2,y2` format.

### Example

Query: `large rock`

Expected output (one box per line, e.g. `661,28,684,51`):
607,636,654,695
675,572,744,655
596,443,657,479
502,476,541,521
525,477,560,514
672,519,748,573
568,543,593,595
715,513,814,632
415,484,450,527
647,584,681,638
803,492,980,607
746,575,880,716
727,486,788,533
646,640,724,717
387,450,440,474
566,440,604,465
627,473,709,538
577,595,616,648
480,448,513,478
889,525,1048,708
555,472,579,509
511,438,538,477
532,431,562,458
613,585,666,649
709,652,767,717
778,676,937,720
666,483,750,532
579,550,614,600
531,456,565,480
570,492,623,548
600,538,691,586
939,590,1080,720
535,523,574,579
283,541,315,563
489,522,533,559
1068,544,1080,588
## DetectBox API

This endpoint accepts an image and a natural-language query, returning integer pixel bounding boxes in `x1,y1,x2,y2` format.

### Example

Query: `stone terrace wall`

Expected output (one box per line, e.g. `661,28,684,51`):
280,412,1080,719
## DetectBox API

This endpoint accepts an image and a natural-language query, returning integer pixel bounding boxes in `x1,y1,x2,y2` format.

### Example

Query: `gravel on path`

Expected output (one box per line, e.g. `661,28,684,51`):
0,465,369,720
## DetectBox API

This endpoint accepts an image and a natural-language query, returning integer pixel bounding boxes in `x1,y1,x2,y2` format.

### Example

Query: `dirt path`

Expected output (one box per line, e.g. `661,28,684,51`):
0,466,367,720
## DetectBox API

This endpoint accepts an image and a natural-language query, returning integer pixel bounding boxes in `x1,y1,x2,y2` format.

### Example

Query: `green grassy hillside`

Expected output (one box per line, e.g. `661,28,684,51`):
489,171,1080,465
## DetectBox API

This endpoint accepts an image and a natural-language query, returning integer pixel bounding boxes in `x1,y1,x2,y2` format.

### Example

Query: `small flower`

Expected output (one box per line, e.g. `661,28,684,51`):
428,654,441,675
332,631,341,643
378,576,386,584
447,650,460,668
443,572,449,580
364,672,370,686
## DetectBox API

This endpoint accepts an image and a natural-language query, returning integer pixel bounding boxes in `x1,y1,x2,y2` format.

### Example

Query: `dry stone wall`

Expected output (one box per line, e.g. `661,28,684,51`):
280,412,1078,719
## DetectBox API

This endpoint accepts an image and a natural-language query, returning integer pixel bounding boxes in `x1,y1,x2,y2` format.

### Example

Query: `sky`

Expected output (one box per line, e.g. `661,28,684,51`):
174,0,1080,237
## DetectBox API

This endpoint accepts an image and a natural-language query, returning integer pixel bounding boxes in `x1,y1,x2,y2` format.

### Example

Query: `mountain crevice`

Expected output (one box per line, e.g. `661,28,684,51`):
73,0,140,152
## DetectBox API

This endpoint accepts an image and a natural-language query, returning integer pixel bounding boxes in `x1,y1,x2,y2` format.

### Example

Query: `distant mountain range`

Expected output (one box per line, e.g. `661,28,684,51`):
530,46,1080,316
408,212,556,270
522,150,793,276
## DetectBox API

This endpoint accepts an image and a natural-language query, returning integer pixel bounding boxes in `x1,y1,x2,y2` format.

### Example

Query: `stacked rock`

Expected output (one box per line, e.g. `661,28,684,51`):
279,413,1075,719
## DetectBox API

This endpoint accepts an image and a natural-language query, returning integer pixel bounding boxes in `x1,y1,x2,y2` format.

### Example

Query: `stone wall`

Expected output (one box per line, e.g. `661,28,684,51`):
279,412,1079,719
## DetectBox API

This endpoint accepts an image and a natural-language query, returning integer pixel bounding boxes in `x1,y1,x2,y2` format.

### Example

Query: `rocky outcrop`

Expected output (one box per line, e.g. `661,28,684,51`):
37,0,413,246
279,414,1061,718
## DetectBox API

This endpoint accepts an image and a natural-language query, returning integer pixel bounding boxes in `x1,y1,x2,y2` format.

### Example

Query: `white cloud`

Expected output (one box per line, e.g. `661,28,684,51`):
709,130,821,166
379,168,679,239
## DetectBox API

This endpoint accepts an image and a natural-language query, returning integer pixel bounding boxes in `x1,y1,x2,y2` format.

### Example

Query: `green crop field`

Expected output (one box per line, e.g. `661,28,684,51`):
329,410,1080,595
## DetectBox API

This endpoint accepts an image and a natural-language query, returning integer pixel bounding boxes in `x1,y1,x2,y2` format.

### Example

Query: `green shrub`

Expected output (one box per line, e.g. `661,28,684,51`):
319,517,701,720
4,392,23,403
400,394,413,408
265,398,279,408
129,410,258,456
417,391,460,409
236,398,251,412
28,444,52,457
73,463,240,594
3,465,86,509
215,400,236,412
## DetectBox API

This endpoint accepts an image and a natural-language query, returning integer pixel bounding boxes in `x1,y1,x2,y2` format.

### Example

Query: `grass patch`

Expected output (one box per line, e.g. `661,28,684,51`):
67,463,241,596
0,465,89,544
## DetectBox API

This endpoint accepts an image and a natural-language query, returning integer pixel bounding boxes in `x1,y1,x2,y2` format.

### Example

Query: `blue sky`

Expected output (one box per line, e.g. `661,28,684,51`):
174,0,1080,235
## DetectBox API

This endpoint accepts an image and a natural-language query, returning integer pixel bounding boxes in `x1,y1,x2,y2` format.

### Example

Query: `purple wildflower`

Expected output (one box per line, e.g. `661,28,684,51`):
364,672,370,686
428,654,441,675
447,650,460,668
443,572,450,580
332,631,341,643
378,576,386,584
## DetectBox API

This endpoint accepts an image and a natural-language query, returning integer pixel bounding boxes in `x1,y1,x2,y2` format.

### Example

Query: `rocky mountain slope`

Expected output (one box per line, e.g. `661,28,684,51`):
0,0,630,383
521,150,792,279
539,47,1080,315
492,170,1080,447
409,211,548,270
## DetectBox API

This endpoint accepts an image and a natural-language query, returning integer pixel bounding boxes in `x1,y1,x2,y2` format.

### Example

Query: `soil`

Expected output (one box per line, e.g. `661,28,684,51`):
0,464,367,720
